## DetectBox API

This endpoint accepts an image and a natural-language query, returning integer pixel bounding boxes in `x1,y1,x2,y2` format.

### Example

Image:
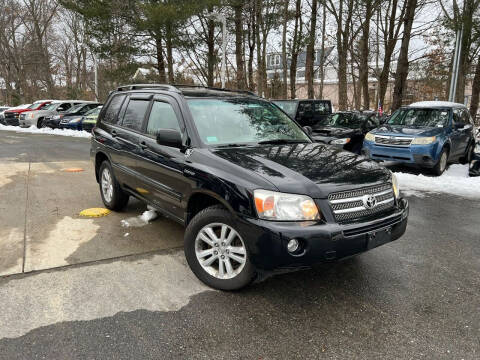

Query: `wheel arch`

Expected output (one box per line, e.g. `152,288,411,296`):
185,190,238,225
94,151,110,183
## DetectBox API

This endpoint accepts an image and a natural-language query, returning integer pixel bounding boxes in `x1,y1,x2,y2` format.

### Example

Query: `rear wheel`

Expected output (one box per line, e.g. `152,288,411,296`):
98,161,129,210
184,206,256,290
460,142,474,165
432,148,448,176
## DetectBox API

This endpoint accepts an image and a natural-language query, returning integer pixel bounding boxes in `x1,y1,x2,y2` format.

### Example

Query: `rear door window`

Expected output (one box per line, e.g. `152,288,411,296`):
121,99,150,132
146,101,181,137
103,95,126,125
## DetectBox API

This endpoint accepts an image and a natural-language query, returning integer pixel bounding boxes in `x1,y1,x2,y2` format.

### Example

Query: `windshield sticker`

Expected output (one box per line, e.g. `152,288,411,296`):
206,136,218,143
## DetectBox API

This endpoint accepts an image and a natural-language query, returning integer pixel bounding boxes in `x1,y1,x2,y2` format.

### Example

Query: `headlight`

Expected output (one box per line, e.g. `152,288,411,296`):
391,173,399,198
331,138,350,145
365,132,375,142
411,136,436,145
69,117,82,123
254,189,321,221
53,115,62,120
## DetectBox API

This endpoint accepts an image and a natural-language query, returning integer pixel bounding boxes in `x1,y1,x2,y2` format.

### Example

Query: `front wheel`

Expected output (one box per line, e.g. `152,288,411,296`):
432,148,448,176
184,206,256,290
460,142,474,165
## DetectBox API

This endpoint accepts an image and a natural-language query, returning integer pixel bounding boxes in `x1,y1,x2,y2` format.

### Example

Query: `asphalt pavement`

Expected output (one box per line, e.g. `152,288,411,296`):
0,131,479,359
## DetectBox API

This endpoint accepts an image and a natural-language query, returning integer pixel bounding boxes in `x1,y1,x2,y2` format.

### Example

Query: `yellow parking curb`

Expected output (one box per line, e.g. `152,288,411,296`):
79,208,111,217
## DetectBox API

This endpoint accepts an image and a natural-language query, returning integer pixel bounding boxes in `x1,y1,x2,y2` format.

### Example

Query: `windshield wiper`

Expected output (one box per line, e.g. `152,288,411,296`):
214,143,250,148
257,139,309,145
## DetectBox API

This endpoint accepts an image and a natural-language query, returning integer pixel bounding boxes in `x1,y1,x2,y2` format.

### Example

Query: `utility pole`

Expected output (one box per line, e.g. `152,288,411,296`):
93,54,98,102
449,27,463,102
208,13,227,88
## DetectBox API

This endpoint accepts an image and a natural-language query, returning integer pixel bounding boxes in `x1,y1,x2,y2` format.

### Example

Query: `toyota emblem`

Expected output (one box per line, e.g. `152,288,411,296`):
363,194,377,209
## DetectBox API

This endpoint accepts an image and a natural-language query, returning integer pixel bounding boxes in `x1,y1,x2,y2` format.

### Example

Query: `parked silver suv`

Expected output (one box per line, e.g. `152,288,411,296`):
19,100,86,128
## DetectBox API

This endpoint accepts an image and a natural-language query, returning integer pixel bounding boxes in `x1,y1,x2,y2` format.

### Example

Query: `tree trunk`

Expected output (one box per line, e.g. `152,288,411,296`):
470,57,480,120
305,0,318,99
207,11,215,87
391,0,417,111
255,0,263,96
318,3,326,99
234,2,246,89
155,36,167,83
247,3,256,91
290,0,302,99
281,0,289,98
359,0,372,109
166,24,174,84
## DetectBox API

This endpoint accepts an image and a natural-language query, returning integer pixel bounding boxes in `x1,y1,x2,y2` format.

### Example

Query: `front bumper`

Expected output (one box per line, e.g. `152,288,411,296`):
45,118,61,128
237,198,409,271
19,118,36,128
363,140,439,167
58,122,81,130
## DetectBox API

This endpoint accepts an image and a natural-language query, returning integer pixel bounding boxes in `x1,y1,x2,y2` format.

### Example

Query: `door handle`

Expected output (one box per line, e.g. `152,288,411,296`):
139,141,148,150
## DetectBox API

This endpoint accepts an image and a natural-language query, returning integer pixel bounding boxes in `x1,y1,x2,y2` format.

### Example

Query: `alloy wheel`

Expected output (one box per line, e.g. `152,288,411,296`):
101,167,114,203
195,223,247,280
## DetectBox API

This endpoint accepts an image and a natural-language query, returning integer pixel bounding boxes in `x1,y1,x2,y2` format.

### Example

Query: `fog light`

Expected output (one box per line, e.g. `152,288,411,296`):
287,239,299,253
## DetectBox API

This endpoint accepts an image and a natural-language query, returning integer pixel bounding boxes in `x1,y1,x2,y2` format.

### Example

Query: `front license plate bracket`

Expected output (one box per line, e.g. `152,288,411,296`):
367,227,392,249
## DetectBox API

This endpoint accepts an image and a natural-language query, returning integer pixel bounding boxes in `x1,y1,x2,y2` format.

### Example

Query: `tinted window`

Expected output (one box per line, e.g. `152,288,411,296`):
122,99,149,131
453,109,463,125
57,103,71,112
103,95,126,124
462,109,473,125
146,102,180,137
313,101,331,114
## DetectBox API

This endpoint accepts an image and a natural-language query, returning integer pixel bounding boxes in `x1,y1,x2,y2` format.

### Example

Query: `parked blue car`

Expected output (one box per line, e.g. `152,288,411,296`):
362,101,476,175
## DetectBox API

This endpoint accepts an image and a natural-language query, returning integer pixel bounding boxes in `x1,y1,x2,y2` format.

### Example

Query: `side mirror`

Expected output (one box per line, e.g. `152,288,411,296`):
303,126,313,136
156,129,183,148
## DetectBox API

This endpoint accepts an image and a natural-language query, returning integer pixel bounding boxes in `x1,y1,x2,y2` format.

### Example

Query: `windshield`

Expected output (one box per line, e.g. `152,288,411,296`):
388,108,450,127
187,98,310,146
66,104,85,114
41,103,59,111
27,102,44,109
325,113,364,129
85,107,102,116
273,101,298,118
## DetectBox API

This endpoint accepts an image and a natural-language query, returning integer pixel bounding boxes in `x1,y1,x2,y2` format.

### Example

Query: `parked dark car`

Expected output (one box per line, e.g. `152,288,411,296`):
273,99,333,127
469,142,480,177
91,84,408,290
79,106,103,132
58,102,102,130
310,111,381,154
363,101,476,175
46,102,100,129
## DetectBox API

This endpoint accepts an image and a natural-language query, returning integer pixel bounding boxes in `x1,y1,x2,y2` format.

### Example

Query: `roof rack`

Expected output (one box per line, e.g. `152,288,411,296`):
173,84,258,97
116,84,181,93
116,83,258,97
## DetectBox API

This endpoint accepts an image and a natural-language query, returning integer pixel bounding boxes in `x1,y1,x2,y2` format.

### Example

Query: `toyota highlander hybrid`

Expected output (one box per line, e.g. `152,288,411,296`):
91,84,409,290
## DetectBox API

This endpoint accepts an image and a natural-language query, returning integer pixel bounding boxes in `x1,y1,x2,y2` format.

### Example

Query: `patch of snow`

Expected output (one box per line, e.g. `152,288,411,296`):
121,209,158,228
394,164,480,199
123,233,129,237
0,124,91,138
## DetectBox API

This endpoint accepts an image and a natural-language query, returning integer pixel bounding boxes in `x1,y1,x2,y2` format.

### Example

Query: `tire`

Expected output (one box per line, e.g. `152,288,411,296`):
98,161,129,211
184,205,256,290
432,148,448,176
460,142,474,165
37,119,44,128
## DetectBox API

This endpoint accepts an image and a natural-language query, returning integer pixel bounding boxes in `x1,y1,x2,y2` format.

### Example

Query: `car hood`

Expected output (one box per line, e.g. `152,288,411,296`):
372,124,444,137
311,126,358,138
212,143,391,198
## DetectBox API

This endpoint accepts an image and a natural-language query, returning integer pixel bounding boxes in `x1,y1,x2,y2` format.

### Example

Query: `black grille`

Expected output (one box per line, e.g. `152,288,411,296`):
375,136,412,146
4,112,18,120
328,183,395,223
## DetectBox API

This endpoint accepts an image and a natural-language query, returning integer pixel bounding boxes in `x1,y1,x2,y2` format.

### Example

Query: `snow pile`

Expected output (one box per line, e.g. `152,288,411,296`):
0,124,91,138
121,208,158,228
394,164,480,199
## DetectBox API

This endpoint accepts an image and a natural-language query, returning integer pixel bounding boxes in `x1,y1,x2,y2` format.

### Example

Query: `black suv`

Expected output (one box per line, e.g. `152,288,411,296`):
273,99,332,127
311,111,382,154
91,84,409,290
